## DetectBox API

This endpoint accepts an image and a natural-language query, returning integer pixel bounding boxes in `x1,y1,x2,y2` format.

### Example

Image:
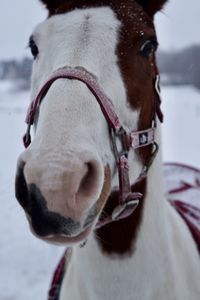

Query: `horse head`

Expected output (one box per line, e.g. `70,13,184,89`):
15,0,167,245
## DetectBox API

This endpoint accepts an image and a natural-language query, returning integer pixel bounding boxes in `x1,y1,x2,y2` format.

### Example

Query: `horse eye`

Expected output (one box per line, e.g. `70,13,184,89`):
29,38,39,59
140,40,157,59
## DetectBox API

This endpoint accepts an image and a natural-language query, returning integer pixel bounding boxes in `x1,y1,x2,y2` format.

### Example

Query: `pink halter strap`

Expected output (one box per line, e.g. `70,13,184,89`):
23,66,161,226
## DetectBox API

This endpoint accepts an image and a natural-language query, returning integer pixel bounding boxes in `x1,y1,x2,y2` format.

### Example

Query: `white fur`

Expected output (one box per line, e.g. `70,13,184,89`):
20,6,200,300
60,126,200,300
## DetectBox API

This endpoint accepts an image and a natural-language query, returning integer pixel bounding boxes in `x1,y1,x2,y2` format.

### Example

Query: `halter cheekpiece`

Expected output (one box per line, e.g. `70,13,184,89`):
23,66,163,228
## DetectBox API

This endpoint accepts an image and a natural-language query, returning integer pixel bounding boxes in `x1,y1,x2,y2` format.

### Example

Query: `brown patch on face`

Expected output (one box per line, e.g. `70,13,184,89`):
113,2,159,171
92,2,158,255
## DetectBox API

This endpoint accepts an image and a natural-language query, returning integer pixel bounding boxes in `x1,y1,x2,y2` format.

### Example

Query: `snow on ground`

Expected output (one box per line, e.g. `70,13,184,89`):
161,85,200,168
0,82,199,299
0,83,64,300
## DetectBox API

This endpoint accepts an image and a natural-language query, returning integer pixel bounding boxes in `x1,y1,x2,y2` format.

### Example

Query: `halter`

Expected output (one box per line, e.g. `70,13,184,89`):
23,66,163,228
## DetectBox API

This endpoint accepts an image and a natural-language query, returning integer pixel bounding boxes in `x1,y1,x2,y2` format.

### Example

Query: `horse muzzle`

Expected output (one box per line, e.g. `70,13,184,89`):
15,150,106,243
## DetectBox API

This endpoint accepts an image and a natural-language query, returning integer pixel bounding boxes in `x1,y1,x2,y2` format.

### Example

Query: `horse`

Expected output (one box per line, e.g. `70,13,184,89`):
15,0,200,299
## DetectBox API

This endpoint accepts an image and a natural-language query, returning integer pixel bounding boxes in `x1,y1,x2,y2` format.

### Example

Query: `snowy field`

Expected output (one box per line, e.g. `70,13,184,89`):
161,86,200,168
0,82,200,300
0,82,65,300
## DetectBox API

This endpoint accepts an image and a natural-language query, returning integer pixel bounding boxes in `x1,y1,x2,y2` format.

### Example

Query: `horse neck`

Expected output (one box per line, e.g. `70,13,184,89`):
66,128,175,282
94,123,168,255
61,127,200,300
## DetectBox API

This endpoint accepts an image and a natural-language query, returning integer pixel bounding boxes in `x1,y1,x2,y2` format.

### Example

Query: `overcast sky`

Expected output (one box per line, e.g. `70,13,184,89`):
0,0,200,59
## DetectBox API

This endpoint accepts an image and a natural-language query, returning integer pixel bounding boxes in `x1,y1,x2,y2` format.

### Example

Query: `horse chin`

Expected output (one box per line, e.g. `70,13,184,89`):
28,219,94,246
23,194,106,245
42,225,93,246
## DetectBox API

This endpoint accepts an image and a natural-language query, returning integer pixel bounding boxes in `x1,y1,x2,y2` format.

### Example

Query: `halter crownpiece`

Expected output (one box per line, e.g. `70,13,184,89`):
23,66,163,228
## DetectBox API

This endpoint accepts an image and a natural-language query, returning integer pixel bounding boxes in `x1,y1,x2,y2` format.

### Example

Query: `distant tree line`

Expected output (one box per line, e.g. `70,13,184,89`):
157,45,200,89
0,57,32,90
0,45,200,90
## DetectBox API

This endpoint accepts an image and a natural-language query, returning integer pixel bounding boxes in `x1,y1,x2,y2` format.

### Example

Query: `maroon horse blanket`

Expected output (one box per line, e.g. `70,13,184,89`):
164,163,200,252
48,163,200,300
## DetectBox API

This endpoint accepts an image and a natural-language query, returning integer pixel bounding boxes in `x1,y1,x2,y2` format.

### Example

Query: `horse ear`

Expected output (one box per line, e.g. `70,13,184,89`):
40,0,65,14
136,0,168,17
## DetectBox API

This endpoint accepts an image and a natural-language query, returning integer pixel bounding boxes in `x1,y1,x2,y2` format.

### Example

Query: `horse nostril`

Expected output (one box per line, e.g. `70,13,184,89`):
28,184,81,237
15,160,29,210
78,162,99,197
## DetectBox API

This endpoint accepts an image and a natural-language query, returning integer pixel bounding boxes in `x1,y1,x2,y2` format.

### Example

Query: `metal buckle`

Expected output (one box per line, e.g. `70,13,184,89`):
112,199,139,221
110,127,128,162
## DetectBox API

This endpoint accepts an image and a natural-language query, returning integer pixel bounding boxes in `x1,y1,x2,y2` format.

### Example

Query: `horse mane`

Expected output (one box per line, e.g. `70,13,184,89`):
40,0,168,17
